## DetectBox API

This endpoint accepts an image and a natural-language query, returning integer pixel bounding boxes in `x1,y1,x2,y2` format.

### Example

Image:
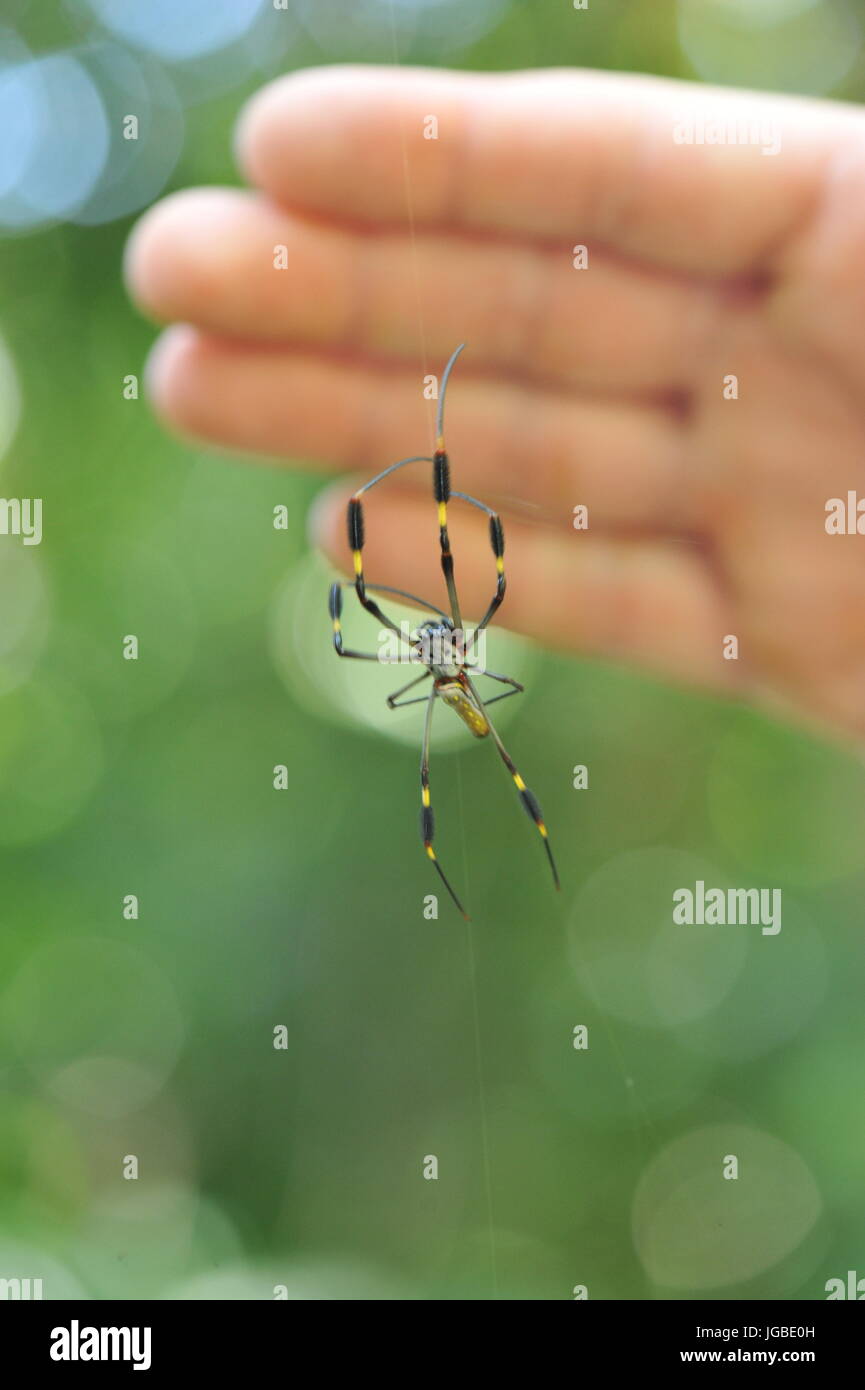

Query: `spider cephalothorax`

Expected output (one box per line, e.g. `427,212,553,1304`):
327,345,559,918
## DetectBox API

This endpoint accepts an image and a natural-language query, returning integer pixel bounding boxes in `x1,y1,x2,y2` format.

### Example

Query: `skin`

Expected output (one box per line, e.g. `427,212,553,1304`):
124,66,865,743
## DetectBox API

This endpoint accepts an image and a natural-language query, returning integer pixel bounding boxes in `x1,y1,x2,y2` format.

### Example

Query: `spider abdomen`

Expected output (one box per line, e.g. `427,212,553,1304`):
436,679,490,738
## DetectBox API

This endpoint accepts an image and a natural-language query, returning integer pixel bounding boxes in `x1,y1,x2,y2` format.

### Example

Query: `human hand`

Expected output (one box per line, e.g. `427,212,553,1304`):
125,66,865,741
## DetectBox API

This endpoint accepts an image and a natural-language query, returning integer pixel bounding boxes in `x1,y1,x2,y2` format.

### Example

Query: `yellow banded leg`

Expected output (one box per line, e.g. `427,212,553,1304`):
419,686,469,918
465,676,560,891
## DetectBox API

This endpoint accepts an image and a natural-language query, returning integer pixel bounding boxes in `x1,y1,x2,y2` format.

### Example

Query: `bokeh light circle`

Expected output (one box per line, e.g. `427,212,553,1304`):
85,0,269,63
694,0,825,27
0,678,103,845
296,0,509,60
2,936,184,1115
70,1186,244,1299
567,848,750,1030
0,42,39,201
0,1238,86,1299
0,53,109,230
671,901,828,1063
632,1123,822,1289
677,0,862,94
168,1257,410,1300
529,966,712,1130
73,43,185,226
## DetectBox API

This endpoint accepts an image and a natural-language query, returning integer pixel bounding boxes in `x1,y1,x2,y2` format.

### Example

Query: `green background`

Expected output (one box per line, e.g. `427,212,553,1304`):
1,0,864,1300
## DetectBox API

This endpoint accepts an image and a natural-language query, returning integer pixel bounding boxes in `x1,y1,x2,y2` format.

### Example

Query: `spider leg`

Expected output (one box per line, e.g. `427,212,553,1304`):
432,343,469,630
478,671,524,692
469,670,524,707
420,685,469,918
478,688,523,708
433,449,462,631
329,582,421,662
331,578,448,620
465,675,560,891
338,350,471,635
346,494,424,652
386,670,432,708
359,583,449,620
452,491,505,653
346,446,474,645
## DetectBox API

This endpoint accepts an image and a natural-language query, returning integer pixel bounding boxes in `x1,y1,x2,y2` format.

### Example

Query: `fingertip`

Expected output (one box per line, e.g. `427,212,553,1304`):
123,201,169,320
124,190,213,319
232,78,277,185
126,186,257,323
143,324,203,434
234,64,437,197
234,66,359,185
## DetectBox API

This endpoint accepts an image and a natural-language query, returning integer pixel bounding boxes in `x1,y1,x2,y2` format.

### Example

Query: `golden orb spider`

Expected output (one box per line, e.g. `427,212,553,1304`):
328,344,559,918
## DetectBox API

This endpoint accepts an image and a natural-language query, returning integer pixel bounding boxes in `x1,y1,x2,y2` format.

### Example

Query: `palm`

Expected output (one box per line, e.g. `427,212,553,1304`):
126,66,865,739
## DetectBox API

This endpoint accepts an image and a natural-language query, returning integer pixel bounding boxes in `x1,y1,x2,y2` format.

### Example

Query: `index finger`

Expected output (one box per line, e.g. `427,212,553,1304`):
236,65,861,275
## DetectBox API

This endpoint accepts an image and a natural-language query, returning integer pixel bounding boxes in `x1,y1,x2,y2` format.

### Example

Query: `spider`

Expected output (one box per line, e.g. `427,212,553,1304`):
328,344,559,918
